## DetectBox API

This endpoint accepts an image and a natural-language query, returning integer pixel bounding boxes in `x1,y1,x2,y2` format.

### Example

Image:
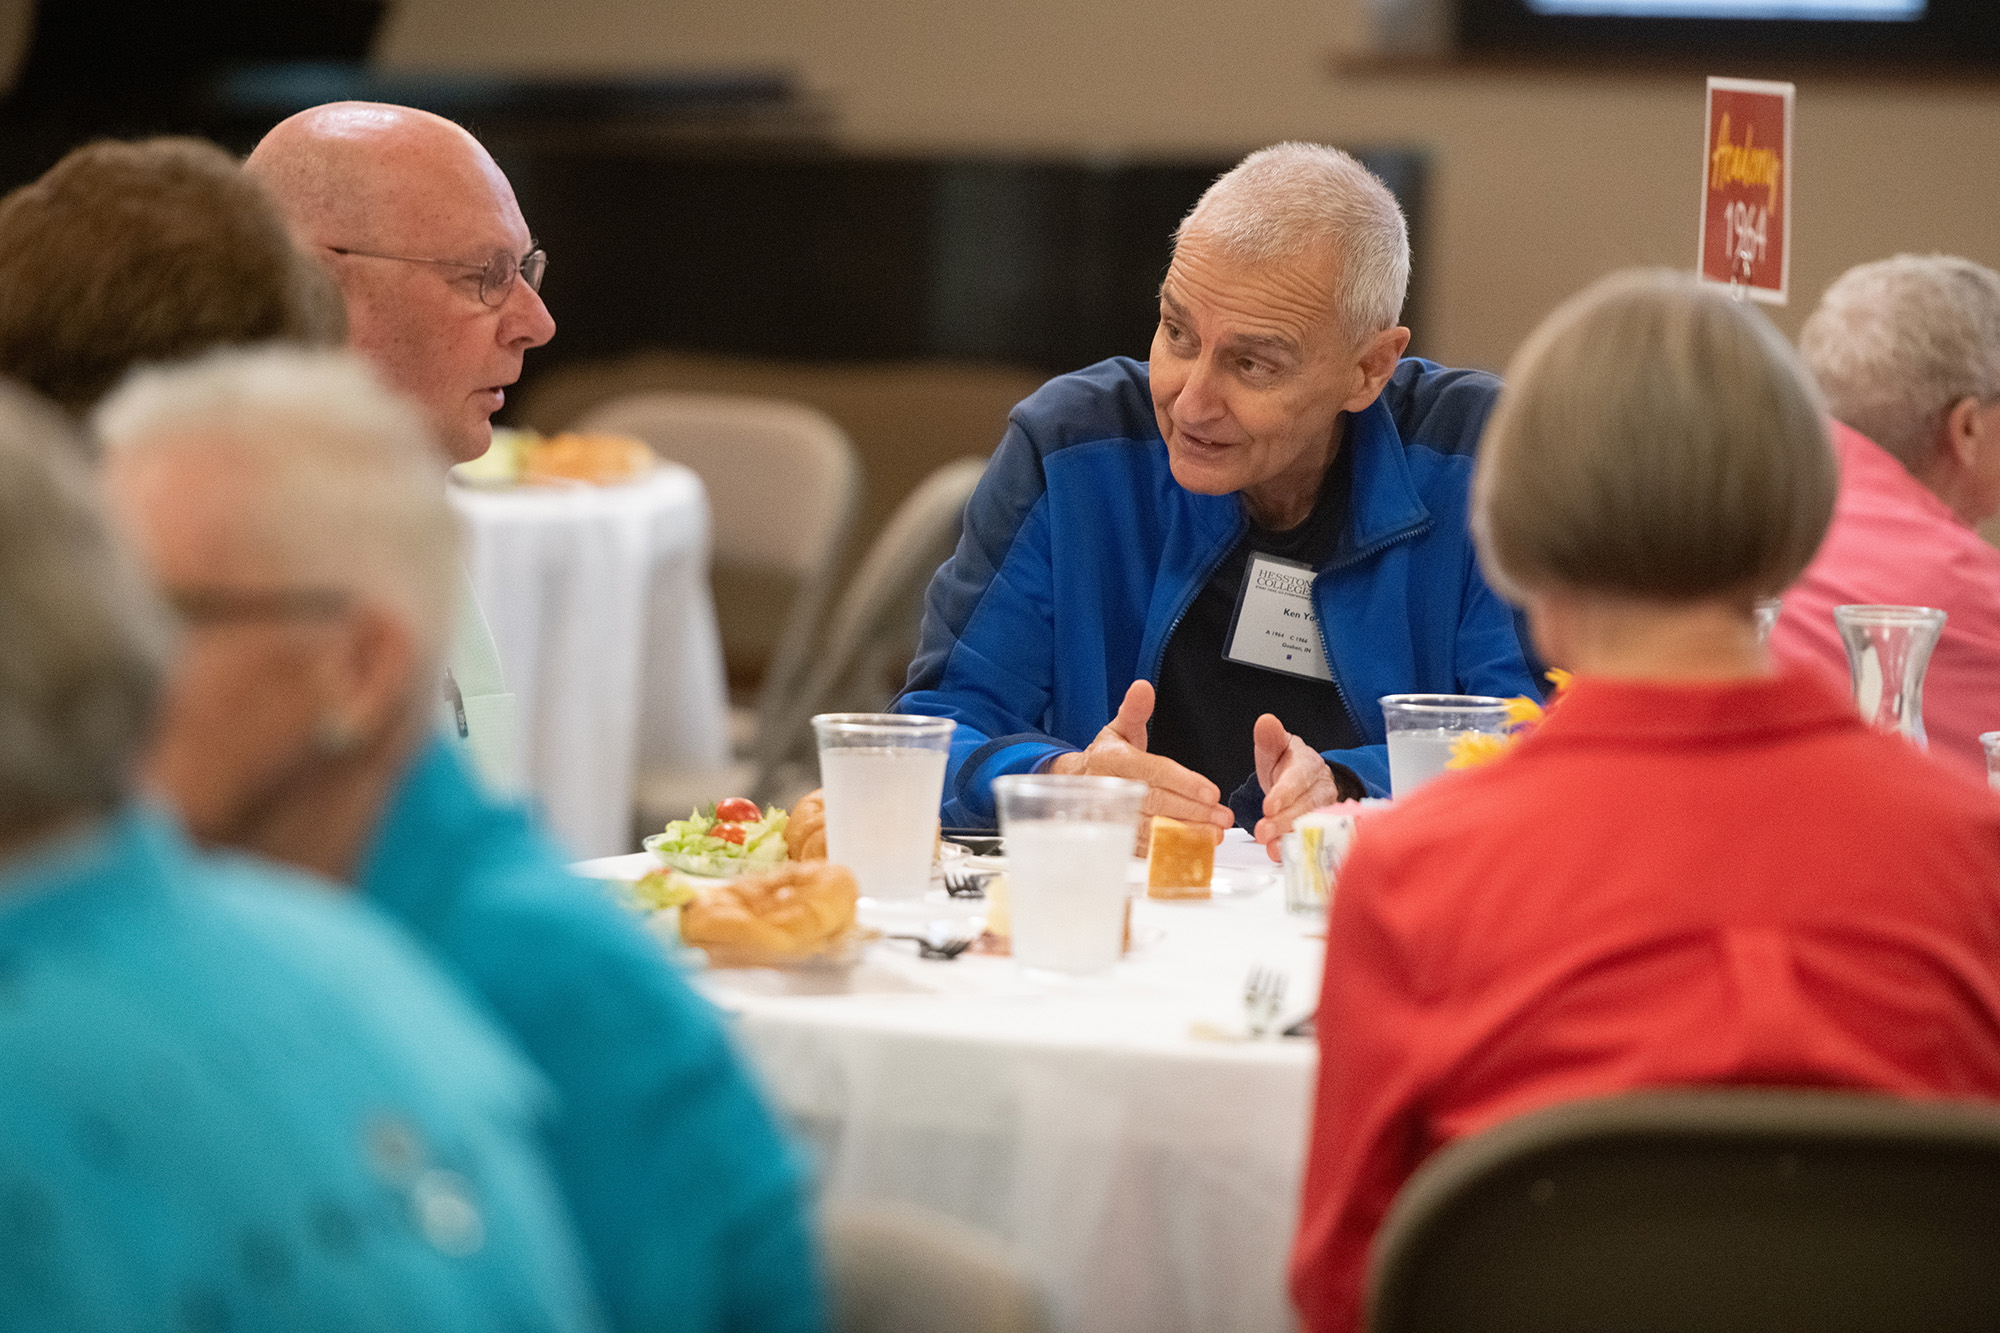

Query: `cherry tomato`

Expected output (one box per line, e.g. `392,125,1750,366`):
714,797,762,823
713,823,747,845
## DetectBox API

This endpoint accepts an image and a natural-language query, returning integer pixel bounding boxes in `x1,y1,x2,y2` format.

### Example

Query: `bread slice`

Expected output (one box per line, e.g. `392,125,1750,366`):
682,861,858,957
1145,816,1214,899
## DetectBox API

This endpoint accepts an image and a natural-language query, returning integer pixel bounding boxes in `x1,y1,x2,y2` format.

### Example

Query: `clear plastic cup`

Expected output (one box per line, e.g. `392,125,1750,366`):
992,774,1146,978
1982,731,2000,794
811,713,955,900
1379,694,1513,798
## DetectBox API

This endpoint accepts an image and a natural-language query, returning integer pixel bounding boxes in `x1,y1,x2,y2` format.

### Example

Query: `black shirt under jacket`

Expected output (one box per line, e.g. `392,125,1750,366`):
1149,440,1368,829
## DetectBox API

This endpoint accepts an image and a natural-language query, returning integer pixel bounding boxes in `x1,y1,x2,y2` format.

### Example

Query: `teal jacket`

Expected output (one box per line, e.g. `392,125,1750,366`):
0,806,602,1332
357,739,825,1333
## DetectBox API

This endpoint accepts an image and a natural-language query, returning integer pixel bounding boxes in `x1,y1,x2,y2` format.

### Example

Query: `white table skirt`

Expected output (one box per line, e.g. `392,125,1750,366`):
576,832,1326,1332
451,465,729,858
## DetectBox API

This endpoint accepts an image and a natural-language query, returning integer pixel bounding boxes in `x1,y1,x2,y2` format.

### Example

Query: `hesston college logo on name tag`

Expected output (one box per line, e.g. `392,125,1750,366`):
1225,554,1334,684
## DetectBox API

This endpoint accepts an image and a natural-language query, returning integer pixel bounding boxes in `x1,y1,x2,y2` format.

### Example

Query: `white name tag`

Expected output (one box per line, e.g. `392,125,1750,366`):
1225,553,1333,683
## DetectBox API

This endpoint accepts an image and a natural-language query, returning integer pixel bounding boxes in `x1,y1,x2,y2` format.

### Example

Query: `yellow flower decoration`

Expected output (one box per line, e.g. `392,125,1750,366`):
1443,669,1574,771
1446,731,1515,770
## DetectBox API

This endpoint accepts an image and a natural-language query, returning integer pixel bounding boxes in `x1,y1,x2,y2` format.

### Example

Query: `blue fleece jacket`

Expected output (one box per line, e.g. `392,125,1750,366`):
897,355,1539,828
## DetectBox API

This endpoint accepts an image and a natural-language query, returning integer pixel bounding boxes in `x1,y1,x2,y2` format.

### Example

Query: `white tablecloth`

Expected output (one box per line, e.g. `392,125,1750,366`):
577,832,1326,1332
451,466,729,858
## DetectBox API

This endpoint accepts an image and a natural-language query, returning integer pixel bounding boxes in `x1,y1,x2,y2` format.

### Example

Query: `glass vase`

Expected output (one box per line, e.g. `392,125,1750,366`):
1834,605,1947,748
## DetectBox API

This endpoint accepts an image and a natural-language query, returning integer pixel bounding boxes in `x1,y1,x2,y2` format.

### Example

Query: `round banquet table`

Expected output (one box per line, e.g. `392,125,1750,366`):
576,831,1326,1333
450,465,729,858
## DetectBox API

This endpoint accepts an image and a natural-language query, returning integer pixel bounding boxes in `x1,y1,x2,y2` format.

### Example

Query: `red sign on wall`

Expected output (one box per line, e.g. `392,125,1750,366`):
1698,76,1793,305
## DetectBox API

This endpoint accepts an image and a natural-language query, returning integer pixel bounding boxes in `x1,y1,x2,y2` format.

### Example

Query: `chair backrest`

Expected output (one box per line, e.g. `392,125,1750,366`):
1367,1087,2000,1333
575,391,857,575
823,1200,1048,1333
518,349,1040,554
748,456,985,799
575,391,859,723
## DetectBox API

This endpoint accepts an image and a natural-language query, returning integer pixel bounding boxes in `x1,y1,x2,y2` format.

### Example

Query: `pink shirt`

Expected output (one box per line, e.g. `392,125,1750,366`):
1771,420,2000,784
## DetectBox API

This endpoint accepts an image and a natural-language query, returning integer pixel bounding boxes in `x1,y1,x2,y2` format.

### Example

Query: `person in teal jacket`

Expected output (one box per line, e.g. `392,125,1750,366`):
0,388,602,1332
98,348,826,1333
357,735,824,1333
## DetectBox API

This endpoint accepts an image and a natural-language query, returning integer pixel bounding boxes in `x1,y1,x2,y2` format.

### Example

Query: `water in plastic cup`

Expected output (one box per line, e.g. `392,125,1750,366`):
993,774,1146,978
1379,694,1513,798
812,714,954,900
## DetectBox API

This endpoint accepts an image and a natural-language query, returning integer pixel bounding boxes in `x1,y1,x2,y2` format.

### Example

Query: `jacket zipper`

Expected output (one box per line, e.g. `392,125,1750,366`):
1145,517,1244,686
1314,611,1366,740
1148,505,1434,747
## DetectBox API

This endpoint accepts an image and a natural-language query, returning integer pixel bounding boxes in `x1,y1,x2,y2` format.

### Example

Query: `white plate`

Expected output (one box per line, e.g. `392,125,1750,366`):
576,845,980,890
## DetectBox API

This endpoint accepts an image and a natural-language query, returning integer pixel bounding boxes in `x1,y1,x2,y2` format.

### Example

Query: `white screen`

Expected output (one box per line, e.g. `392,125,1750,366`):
1527,0,1921,16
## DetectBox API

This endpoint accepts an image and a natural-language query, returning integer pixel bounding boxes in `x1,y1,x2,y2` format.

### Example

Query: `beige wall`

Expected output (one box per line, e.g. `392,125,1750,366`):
379,0,2000,372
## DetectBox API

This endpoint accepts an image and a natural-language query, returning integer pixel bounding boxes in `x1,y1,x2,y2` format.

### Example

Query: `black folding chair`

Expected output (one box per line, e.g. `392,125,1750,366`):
1367,1087,2000,1333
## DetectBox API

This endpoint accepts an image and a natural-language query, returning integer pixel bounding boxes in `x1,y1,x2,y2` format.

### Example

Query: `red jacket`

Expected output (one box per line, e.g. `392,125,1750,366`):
1772,420,2000,785
1290,669,2000,1333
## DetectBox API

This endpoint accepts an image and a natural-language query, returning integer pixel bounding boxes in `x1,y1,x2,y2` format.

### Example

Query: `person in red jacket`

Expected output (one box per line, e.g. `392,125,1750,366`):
1289,268,2000,1333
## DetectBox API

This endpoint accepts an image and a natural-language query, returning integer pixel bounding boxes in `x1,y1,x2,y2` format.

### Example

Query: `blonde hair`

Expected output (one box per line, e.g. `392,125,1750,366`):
1473,269,1835,604
1174,142,1410,346
1799,253,2000,471
93,347,460,665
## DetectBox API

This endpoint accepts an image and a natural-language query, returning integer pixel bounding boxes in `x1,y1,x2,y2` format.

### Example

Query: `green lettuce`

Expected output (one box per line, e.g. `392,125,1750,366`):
642,802,790,878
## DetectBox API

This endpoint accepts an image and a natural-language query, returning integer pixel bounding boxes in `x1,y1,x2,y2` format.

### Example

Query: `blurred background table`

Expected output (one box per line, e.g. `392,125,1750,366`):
451,464,730,857
580,833,1325,1332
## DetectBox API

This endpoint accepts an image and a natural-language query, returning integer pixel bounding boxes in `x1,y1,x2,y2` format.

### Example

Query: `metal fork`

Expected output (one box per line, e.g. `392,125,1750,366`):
888,928,978,960
941,868,990,899
1244,964,1289,1038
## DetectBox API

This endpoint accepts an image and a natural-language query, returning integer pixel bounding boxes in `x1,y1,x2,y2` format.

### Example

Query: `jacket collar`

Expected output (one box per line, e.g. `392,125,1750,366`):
1834,420,1972,532
0,803,178,928
1164,380,1431,562
1334,390,1431,563
1527,667,1859,749
355,736,483,925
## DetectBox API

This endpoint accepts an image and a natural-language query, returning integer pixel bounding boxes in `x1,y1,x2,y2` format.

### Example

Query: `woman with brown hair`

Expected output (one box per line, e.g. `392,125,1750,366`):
0,135,343,417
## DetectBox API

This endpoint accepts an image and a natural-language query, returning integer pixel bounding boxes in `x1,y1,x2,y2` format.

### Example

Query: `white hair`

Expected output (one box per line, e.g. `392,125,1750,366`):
0,387,172,828
93,347,462,666
1799,254,2000,471
1174,142,1411,345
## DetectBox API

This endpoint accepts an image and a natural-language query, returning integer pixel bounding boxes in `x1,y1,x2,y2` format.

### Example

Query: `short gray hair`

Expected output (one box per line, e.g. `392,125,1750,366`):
0,386,172,830
1799,254,2000,471
1174,142,1411,345
93,347,462,665
1474,268,1835,604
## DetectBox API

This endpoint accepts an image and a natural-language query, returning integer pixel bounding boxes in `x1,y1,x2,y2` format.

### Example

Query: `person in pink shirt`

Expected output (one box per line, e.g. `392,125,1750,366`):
1771,254,2000,783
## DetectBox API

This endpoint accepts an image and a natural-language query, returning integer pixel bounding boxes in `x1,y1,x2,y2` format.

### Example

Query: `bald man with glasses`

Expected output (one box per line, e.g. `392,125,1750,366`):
249,102,556,792
248,102,554,464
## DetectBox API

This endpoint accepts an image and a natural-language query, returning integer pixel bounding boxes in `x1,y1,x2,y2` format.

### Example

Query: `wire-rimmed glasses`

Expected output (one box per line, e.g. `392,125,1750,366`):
164,586,352,626
325,243,547,307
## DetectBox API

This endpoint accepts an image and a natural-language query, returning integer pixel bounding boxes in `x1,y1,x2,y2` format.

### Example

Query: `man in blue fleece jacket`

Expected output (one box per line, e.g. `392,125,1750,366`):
899,143,1538,845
